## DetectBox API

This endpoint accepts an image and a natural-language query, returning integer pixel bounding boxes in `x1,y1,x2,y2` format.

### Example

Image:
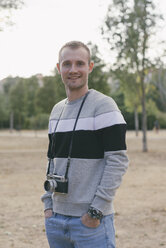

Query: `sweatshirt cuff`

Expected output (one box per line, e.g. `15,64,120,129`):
90,196,113,214
43,197,53,211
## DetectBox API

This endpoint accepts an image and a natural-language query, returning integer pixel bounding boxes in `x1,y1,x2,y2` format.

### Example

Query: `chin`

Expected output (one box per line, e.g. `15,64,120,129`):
67,81,84,88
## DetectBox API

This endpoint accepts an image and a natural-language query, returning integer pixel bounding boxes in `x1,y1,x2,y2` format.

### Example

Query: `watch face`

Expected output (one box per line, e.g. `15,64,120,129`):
93,209,97,215
88,208,103,220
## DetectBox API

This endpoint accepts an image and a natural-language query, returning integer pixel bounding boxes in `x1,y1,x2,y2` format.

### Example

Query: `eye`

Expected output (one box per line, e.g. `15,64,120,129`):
77,61,84,66
63,61,71,67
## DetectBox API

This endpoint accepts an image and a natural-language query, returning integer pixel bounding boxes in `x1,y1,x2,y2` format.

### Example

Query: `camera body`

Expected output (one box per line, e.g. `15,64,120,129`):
44,174,68,194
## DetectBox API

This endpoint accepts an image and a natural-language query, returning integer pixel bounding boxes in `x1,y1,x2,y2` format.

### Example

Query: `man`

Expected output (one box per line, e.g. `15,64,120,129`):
41,41,128,248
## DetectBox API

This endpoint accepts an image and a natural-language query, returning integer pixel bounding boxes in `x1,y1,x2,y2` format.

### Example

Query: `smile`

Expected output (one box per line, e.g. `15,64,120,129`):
68,76,80,80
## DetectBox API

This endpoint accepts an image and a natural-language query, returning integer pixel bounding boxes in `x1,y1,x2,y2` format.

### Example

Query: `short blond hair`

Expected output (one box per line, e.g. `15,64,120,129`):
58,41,91,64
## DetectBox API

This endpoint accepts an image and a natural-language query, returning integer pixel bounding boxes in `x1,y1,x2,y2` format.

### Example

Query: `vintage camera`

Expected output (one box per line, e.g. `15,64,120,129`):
44,174,68,194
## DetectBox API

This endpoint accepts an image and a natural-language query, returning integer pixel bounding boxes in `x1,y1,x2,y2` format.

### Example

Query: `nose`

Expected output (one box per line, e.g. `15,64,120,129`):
69,63,77,73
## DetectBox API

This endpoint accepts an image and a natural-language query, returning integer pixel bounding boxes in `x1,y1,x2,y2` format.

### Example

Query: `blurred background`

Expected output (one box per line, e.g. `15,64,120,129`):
0,0,166,151
0,1,166,247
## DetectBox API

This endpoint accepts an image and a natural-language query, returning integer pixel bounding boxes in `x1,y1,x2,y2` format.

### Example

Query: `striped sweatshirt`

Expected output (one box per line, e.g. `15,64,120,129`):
41,89,128,216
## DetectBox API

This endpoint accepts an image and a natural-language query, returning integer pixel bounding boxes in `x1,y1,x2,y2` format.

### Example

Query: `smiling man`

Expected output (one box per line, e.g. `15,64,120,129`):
57,42,94,100
41,41,128,248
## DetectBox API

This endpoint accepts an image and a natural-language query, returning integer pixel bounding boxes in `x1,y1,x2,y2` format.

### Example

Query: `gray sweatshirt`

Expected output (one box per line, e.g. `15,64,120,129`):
41,89,128,216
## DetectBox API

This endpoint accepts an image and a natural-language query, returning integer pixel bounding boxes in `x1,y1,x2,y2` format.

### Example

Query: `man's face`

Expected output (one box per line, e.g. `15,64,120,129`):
57,47,94,91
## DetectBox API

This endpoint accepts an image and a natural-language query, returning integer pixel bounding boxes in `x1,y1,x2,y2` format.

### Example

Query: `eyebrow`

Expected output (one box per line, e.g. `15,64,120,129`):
62,59,86,64
62,60,70,64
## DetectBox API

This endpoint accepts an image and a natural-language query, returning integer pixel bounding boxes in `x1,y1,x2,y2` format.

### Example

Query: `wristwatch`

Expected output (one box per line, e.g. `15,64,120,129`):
87,207,103,220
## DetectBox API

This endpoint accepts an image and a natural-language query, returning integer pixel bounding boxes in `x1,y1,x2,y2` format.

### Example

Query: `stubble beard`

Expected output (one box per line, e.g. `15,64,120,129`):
65,78,87,91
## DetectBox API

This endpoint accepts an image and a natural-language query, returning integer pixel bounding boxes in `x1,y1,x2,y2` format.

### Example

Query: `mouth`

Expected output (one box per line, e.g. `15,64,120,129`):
68,74,81,80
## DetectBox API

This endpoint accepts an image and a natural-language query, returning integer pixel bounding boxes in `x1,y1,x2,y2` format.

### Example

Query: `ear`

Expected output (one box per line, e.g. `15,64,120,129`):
57,63,61,73
89,61,94,74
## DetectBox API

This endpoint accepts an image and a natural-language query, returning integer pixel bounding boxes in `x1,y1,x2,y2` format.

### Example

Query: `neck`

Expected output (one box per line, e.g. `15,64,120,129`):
66,86,89,102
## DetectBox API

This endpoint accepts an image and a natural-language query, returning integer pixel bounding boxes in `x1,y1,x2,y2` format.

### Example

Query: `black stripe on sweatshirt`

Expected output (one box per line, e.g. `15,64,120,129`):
47,124,127,159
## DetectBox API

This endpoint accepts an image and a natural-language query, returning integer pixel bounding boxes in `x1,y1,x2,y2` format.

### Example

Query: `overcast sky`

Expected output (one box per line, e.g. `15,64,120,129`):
0,0,166,80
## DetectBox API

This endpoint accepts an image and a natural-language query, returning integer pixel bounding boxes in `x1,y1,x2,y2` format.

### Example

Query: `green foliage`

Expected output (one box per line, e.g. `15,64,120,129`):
111,69,141,112
29,113,49,130
109,68,166,130
102,0,161,71
35,74,66,114
110,89,137,129
0,73,66,129
88,43,111,95
0,39,166,130
9,78,26,129
2,76,18,94
24,76,39,117
0,0,24,31
146,99,166,129
0,93,9,128
102,0,165,150
0,0,23,9
149,67,166,112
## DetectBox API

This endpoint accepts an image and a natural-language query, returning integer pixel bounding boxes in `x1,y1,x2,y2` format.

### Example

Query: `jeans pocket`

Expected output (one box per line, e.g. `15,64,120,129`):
45,212,56,224
45,214,53,220
79,216,101,229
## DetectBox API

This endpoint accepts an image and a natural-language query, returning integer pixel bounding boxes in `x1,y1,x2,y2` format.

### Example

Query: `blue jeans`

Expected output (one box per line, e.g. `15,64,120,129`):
45,213,115,248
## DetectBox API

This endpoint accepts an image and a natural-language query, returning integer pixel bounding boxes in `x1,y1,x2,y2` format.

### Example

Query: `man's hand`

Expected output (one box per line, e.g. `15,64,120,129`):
81,213,100,228
44,209,53,218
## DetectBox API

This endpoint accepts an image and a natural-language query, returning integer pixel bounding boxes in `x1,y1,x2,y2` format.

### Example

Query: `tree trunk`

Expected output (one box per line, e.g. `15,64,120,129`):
141,68,148,152
141,95,148,152
134,107,139,136
140,69,148,152
10,112,14,133
141,0,148,152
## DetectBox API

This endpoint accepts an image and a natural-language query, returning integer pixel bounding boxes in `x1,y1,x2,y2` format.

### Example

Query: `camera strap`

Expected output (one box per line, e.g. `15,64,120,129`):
65,91,89,178
47,91,89,177
46,101,66,175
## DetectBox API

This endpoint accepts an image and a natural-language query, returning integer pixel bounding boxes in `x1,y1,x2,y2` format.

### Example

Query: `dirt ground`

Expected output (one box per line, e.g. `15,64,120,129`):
0,129,166,248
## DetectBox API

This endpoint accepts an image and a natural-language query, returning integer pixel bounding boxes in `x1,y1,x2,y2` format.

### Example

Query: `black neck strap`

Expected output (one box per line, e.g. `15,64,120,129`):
47,91,89,178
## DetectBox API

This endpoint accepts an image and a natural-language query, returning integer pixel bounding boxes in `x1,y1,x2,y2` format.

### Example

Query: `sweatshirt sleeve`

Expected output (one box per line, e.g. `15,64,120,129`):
90,97,129,213
41,100,66,211
41,159,54,211
90,149,128,212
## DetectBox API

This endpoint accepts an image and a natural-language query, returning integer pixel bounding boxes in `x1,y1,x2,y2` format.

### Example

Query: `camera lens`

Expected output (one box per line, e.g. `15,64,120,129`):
44,180,57,192
44,180,51,191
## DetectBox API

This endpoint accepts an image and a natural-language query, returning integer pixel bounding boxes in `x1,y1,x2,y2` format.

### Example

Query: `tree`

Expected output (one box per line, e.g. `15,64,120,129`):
0,77,18,129
3,76,19,94
88,43,111,95
112,69,141,136
102,0,164,152
35,74,66,114
0,92,9,128
0,0,23,9
23,76,39,117
0,0,23,30
150,66,166,112
9,79,26,129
